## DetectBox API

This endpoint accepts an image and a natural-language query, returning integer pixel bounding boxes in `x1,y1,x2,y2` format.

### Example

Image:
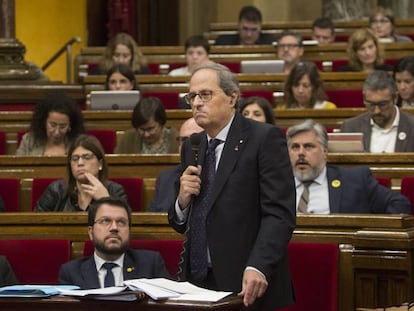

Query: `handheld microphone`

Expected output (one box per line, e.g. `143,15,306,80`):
189,133,202,166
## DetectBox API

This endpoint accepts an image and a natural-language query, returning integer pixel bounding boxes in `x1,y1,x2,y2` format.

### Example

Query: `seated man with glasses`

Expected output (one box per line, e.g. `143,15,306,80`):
35,135,128,212
59,196,170,288
214,5,275,45
341,70,414,152
115,97,179,154
148,117,203,212
277,30,304,74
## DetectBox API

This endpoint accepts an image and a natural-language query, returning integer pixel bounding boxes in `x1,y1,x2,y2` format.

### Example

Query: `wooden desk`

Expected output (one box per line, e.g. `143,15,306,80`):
0,295,243,311
0,213,413,310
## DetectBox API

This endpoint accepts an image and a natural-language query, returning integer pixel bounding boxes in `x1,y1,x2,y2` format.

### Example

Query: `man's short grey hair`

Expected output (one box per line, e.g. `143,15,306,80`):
286,119,328,148
363,70,397,95
191,63,240,99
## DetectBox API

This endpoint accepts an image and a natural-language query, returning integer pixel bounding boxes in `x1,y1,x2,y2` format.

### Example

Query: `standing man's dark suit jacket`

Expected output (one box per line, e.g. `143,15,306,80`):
58,249,170,289
214,33,275,45
169,113,296,310
148,165,181,212
0,256,18,286
340,109,414,152
327,165,411,214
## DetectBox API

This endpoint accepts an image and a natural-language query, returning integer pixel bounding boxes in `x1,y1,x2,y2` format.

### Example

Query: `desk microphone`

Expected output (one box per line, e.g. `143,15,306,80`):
190,133,202,166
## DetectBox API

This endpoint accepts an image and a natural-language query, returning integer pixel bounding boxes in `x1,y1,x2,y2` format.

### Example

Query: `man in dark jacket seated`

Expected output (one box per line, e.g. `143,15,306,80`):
59,197,170,288
287,119,411,214
214,5,275,45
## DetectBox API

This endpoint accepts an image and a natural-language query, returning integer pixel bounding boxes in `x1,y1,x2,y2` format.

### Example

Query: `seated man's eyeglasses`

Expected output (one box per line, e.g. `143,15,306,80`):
185,90,214,105
364,100,392,110
240,25,259,32
278,44,300,50
371,19,390,24
94,217,129,228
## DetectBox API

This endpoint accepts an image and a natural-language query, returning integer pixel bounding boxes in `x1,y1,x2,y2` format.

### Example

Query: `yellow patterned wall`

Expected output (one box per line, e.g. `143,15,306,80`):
15,0,86,83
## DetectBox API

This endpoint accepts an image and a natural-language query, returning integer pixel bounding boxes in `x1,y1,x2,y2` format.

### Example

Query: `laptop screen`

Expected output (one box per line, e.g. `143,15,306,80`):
89,90,140,110
240,60,285,74
327,132,364,153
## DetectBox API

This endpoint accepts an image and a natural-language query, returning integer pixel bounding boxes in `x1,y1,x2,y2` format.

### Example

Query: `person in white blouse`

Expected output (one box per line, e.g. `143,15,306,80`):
169,35,213,76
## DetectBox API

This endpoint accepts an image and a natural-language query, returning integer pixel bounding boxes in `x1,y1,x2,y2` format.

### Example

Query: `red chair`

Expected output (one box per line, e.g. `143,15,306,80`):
31,178,58,211
0,131,7,155
83,239,183,279
141,91,179,109
220,61,241,73
325,89,364,108
86,129,117,154
279,242,338,311
400,177,414,215
0,178,20,212
376,177,391,189
110,177,144,212
0,239,71,284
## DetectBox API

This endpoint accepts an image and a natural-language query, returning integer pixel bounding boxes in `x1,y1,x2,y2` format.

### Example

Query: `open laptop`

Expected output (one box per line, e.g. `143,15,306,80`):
327,132,364,153
240,60,284,74
89,90,140,110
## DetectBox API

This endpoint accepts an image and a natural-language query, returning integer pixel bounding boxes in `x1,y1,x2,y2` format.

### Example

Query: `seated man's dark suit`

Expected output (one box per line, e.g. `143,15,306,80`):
327,165,411,214
0,256,18,286
340,109,414,152
58,249,170,289
148,165,181,212
214,33,275,45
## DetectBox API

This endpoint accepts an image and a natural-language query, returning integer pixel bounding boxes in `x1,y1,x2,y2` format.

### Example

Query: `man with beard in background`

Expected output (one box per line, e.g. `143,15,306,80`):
287,119,411,214
59,197,170,288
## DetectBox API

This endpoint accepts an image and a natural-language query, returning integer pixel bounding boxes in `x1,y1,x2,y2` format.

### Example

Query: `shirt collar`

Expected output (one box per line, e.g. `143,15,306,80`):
295,166,327,188
94,251,125,270
206,113,235,143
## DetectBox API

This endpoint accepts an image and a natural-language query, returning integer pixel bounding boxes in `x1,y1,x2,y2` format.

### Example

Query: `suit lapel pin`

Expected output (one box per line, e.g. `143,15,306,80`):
331,180,341,188
234,139,244,151
398,132,407,141
126,267,135,273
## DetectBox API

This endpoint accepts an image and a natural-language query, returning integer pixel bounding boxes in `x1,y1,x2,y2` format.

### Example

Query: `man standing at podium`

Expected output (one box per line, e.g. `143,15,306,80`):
169,63,296,310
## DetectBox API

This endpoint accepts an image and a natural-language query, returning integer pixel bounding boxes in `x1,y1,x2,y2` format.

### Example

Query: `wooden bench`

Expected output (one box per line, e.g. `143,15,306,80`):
74,43,414,80
1,153,414,212
0,212,413,310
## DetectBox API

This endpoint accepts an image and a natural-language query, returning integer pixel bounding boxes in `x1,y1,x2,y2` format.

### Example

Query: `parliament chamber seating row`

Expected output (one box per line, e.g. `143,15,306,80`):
0,155,413,214
0,237,338,311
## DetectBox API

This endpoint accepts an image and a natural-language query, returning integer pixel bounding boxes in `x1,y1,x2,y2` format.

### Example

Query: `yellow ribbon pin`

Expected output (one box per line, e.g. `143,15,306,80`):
331,180,341,188
127,267,135,273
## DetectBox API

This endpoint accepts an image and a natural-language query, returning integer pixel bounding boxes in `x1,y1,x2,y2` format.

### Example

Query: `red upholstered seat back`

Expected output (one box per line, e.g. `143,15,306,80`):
220,62,241,73
325,89,364,108
241,90,275,107
0,131,6,155
31,178,59,211
0,239,71,284
278,242,338,311
141,92,179,109
83,239,182,279
376,177,391,189
110,178,144,212
400,177,414,215
0,178,20,212
86,129,117,154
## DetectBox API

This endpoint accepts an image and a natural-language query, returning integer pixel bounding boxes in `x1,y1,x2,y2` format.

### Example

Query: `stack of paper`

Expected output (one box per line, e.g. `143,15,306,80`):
0,285,79,298
124,278,233,302
59,286,141,301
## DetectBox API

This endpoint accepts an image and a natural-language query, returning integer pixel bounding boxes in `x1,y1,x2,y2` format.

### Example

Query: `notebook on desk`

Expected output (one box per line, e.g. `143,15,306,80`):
89,91,140,110
240,60,284,74
327,132,364,153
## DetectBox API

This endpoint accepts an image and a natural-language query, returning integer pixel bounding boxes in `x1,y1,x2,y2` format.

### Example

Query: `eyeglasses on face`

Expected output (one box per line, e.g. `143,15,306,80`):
240,25,259,32
371,18,390,24
185,90,214,105
70,153,96,162
94,217,129,228
278,44,300,50
364,100,392,110
47,122,70,132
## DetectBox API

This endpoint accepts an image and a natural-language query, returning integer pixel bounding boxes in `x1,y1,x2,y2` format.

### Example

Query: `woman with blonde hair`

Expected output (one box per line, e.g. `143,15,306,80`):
91,32,150,75
338,28,393,72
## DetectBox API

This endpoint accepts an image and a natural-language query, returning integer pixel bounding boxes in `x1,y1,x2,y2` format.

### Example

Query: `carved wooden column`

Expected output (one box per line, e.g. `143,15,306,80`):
0,0,44,80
